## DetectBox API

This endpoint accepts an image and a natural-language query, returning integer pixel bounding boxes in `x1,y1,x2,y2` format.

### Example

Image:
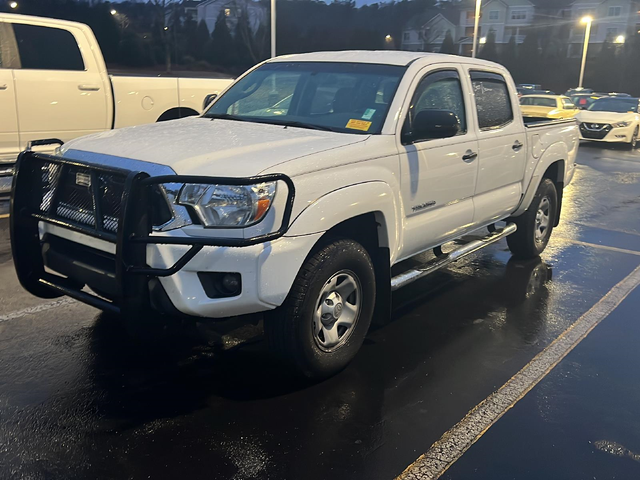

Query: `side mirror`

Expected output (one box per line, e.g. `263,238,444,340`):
203,93,218,111
405,109,460,143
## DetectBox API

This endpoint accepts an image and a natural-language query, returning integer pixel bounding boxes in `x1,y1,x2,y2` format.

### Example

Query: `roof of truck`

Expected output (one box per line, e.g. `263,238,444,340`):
268,50,501,68
0,13,95,35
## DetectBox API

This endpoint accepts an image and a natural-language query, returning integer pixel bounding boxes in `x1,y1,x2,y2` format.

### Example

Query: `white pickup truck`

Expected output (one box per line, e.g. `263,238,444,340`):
11,51,578,378
0,13,233,192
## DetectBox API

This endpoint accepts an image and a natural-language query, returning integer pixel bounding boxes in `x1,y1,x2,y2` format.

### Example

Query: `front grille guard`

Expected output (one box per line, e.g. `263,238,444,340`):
10,151,296,315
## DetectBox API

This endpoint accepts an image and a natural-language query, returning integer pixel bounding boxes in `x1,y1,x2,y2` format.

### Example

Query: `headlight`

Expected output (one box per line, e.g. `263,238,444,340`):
178,182,277,227
613,121,631,128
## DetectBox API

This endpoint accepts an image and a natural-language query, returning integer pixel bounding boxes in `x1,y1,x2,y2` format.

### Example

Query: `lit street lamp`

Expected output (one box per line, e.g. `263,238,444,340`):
110,9,117,15
615,34,625,44
578,15,593,89
384,34,394,49
479,37,487,45
471,0,482,58
9,1,18,8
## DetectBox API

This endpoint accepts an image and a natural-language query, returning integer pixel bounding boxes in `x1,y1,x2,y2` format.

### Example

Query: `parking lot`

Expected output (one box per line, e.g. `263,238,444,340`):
0,142,639,479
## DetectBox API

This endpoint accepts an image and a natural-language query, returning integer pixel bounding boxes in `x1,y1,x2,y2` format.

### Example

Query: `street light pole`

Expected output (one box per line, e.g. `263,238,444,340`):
471,0,482,58
271,0,276,58
578,16,593,88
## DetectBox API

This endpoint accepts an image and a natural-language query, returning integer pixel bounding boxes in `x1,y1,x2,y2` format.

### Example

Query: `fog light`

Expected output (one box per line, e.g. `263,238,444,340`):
198,272,242,298
221,273,241,294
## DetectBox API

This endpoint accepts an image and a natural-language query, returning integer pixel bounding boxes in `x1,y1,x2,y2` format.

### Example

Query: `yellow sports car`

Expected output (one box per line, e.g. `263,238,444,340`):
519,95,579,119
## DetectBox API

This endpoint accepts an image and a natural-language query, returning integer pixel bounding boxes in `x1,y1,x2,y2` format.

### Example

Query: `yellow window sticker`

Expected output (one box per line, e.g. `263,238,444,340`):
346,119,372,131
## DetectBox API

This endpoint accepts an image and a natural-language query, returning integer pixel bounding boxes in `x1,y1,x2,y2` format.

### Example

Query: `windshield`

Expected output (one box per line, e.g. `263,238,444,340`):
588,98,639,113
520,97,556,107
204,62,405,134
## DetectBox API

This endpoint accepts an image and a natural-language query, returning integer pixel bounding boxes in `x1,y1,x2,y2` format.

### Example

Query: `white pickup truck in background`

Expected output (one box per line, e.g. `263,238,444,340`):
0,13,233,192
11,52,578,378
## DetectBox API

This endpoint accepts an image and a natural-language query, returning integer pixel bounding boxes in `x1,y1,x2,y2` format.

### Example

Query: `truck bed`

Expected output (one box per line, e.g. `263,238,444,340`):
523,116,577,128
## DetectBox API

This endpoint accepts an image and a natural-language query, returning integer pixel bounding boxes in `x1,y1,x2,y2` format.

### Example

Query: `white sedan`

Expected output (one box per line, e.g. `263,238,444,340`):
576,97,640,149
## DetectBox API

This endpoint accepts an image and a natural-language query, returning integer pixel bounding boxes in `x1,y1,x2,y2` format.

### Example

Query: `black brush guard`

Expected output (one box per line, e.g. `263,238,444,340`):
10,150,295,316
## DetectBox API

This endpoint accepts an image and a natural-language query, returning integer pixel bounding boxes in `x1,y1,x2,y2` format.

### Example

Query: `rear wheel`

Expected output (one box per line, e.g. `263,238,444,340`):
507,178,558,259
264,239,375,379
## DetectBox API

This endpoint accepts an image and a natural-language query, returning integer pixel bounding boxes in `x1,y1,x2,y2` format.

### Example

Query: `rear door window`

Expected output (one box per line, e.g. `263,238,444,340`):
470,71,513,130
12,23,84,71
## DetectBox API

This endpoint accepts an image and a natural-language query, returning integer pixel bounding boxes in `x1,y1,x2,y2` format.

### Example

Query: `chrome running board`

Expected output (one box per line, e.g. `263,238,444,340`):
390,223,517,291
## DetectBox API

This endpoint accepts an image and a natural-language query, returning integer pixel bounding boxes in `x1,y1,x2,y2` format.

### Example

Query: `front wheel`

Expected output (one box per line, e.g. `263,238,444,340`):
264,239,376,379
507,178,558,259
629,127,638,150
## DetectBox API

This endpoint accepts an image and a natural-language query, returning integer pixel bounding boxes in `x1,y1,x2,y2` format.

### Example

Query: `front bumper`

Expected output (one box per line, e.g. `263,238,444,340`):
579,123,635,143
11,151,302,318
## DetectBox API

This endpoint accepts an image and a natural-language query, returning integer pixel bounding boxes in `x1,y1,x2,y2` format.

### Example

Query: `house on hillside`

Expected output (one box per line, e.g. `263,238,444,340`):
401,9,458,52
457,0,536,55
183,0,201,21
567,0,640,56
197,0,265,34
403,0,634,57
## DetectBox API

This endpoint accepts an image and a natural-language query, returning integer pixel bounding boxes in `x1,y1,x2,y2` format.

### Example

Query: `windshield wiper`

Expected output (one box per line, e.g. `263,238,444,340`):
204,114,345,133
204,113,252,122
268,120,342,133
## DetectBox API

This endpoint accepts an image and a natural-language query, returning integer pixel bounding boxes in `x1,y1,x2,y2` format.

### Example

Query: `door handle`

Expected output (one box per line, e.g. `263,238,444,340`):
0,84,7,90
78,84,100,91
512,140,524,151
462,150,478,162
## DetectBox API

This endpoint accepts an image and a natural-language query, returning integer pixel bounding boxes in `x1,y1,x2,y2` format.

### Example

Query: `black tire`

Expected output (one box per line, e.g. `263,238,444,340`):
629,127,638,150
507,178,558,259
264,239,376,379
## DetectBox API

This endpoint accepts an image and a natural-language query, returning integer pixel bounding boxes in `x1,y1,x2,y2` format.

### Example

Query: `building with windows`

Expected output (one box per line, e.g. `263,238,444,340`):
567,0,640,56
402,9,459,52
457,0,536,54
402,0,637,56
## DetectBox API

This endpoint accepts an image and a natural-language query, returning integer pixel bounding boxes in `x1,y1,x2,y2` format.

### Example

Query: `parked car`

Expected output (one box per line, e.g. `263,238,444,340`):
565,87,595,96
595,92,632,97
518,83,542,91
519,95,579,119
576,96,640,148
0,13,234,194
10,52,579,378
570,93,606,110
517,88,555,97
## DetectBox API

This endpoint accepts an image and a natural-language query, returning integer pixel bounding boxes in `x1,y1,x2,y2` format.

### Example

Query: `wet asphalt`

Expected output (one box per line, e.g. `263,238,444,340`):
0,143,639,480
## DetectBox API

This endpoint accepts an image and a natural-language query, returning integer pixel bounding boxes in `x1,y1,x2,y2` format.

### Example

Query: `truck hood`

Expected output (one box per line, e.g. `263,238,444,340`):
575,110,638,124
62,116,368,177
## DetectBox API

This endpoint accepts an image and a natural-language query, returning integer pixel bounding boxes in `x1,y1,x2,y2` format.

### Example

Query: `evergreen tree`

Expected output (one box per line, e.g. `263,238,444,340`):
440,29,456,54
502,35,517,72
206,10,235,67
479,28,499,63
620,30,640,94
233,9,253,68
590,34,617,91
188,20,211,61
516,29,540,83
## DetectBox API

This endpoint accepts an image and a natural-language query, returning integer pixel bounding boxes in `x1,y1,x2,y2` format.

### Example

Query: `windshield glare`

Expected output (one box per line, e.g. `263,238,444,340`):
204,62,406,134
588,98,639,113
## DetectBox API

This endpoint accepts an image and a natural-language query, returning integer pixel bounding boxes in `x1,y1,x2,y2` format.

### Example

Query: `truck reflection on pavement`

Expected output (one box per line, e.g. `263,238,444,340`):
84,255,551,478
